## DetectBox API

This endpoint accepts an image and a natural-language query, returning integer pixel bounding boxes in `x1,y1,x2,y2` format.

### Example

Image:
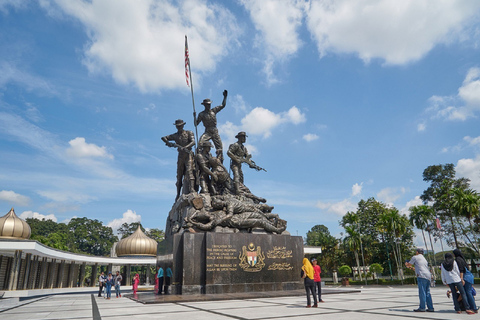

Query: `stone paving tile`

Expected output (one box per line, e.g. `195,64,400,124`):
0,286,477,320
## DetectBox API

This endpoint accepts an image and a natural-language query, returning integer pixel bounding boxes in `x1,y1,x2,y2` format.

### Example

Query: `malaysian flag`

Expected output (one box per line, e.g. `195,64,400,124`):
185,36,190,87
436,216,441,230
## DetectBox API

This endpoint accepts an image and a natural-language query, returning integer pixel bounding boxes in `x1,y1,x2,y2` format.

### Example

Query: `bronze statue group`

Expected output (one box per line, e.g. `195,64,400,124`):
162,90,286,235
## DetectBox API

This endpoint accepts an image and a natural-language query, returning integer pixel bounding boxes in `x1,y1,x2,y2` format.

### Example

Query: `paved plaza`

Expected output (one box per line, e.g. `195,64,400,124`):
0,285,476,319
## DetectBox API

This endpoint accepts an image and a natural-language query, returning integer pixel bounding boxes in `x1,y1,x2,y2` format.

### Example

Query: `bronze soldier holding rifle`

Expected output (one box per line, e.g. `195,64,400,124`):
162,119,195,201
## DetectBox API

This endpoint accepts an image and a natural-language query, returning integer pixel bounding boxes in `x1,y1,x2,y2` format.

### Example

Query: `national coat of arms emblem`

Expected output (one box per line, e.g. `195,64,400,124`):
239,242,265,272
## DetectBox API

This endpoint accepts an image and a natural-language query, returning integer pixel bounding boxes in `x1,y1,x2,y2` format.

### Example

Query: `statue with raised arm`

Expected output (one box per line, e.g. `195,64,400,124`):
162,119,195,201
227,131,265,195
195,90,227,162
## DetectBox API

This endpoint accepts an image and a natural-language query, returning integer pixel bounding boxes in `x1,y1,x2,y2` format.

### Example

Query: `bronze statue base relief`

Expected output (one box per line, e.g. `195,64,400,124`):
158,231,304,295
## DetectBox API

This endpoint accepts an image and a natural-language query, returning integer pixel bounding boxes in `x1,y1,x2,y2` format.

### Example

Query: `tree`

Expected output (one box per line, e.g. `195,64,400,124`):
118,222,144,239
305,225,339,272
67,217,117,256
377,208,413,280
343,225,363,281
27,218,72,249
117,222,164,242
338,265,352,278
340,198,415,279
146,228,165,243
421,163,470,248
409,205,435,265
450,188,480,254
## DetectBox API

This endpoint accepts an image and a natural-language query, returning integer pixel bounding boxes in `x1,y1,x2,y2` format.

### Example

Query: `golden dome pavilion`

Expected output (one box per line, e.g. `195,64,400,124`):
0,208,31,240
115,225,157,257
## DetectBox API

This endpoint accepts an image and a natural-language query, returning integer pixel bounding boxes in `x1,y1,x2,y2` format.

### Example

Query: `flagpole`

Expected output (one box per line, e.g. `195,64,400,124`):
185,35,199,148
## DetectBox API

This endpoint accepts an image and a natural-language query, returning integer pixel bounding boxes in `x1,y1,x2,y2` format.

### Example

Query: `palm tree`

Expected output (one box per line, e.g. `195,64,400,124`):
344,225,362,281
379,208,409,280
409,205,435,263
451,188,480,254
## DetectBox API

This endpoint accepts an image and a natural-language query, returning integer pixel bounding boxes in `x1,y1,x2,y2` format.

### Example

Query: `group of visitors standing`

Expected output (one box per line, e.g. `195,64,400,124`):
97,271,123,299
406,247,478,314
301,258,323,307
96,267,172,298
156,266,173,295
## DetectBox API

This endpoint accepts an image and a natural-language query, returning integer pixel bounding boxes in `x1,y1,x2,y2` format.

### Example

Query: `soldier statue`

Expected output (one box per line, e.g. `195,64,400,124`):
227,131,265,195
195,90,227,163
162,119,195,201
195,141,217,195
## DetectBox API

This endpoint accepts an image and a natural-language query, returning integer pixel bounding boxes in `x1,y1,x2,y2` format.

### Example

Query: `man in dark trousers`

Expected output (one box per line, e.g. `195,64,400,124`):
98,271,106,297
157,266,164,295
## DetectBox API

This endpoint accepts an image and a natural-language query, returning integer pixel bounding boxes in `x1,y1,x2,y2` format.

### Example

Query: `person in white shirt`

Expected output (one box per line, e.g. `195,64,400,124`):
98,272,106,297
405,248,434,312
441,252,475,314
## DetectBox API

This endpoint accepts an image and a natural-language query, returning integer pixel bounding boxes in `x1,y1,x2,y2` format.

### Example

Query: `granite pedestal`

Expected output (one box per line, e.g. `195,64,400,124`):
158,232,304,295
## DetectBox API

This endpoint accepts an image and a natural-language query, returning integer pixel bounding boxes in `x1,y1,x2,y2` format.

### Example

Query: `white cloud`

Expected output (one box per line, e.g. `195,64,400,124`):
426,67,480,121
240,0,305,84
47,0,240,92
457,155,480,191
37,190,96,204
376,187,406,205
351,183,363,197
241,106,306,138
459,67,480,106
464,136,480,147
417,122,426,132
0,112,59,155
303,133,319,142
316,199,357,216
400,196,423,215
0,62,56,95
0,190,30,206
306,0,480,65
107,209,142,233
19,210,57,222
230,94,249,115
66,137,114,159
0,1,28,14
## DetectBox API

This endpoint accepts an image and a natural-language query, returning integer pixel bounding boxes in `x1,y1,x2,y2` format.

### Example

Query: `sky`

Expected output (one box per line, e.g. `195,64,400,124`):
1,0,480,249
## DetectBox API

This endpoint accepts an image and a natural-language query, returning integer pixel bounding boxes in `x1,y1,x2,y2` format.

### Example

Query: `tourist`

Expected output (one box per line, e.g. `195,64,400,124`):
453,248,478,313
164,267,173,294
311,258,323,303
105,272,114,300
157,266,164,294
114,271,122,298
301,258,317,308
441,252,475,314
98,271,106,298
405,248,434,312
133,273,140,294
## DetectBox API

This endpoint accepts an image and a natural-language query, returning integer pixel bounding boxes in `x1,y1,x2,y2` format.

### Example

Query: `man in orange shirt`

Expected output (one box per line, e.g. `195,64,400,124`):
312,258,324,303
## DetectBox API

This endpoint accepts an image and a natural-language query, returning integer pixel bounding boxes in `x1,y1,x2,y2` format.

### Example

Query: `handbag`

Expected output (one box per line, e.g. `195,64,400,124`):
464,268,474,284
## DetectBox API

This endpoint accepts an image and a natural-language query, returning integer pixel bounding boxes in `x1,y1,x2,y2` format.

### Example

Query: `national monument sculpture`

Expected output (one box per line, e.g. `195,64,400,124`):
158,90,302,296
163,90,286,238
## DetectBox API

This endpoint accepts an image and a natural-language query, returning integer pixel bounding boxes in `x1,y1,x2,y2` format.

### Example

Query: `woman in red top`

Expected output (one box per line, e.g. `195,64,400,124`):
312,258,324,302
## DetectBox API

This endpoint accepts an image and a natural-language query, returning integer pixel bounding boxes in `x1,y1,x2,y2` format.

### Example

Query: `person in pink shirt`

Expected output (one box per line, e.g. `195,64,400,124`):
132,273,139,294
312,258,324,303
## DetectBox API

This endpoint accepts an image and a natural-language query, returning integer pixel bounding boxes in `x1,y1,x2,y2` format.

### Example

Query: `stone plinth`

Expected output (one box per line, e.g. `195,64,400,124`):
158,232,304,295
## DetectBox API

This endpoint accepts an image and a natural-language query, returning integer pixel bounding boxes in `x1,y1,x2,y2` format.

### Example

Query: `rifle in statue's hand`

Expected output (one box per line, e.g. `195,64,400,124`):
243,155,267,172
166,142,193,155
